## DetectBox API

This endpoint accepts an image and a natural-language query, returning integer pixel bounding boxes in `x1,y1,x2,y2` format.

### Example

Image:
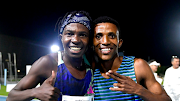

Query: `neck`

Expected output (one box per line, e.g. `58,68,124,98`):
63,53,85,71
99,54,121,73
173,66,179,69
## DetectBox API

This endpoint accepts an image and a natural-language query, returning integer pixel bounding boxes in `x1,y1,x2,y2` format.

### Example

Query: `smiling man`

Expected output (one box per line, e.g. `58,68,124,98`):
92,16,171,101
164,56,180,101
7,11,94,101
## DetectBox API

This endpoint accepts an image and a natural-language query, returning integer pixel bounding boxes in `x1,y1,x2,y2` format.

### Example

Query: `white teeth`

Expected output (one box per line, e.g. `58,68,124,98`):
70,47,81,51
101,48,111,51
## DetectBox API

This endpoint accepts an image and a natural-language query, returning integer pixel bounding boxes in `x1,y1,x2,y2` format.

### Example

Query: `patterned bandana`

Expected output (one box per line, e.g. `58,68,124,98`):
60,13,91,34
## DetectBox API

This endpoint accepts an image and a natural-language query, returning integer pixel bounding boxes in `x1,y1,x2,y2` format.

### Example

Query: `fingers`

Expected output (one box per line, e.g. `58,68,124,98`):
106,70,127,80
47,87,60,100
105,70,139,95
45,70,56,85
106,72,122,83
51,70,56,79
51,92,60,100
50,70,56,85
54,87,61,95
109,83,131,92
39,71,59,101
109,87,127,92
109,83,124,91
113,83,130,89
52,87,60,100
109,87,123,91
50,88,60,101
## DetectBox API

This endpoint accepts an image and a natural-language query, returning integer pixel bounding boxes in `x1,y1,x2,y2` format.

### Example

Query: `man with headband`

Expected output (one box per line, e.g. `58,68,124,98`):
7,11,94,101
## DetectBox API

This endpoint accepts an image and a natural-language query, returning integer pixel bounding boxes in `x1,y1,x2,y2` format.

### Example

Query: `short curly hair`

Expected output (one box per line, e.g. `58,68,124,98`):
93,16,121,39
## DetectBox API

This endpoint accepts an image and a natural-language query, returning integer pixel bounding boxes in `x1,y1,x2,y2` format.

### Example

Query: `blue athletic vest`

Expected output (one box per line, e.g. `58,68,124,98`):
54,51,93,101
93,56,143,101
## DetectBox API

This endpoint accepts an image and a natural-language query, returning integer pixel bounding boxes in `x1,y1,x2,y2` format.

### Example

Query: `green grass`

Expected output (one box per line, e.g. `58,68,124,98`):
0,85,40,100
0,85,9,96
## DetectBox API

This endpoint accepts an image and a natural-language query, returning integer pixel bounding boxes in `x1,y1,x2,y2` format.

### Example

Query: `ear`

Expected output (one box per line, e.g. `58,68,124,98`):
171,61,173,65
59,34,63,40
118,39,123,48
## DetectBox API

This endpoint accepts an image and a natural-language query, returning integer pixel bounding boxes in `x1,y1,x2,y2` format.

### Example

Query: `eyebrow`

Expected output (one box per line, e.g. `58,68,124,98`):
65,30,88,34
95,32,116,35
108,32,116,34
64,30,89,37
95,32,103,34
65,30,75,33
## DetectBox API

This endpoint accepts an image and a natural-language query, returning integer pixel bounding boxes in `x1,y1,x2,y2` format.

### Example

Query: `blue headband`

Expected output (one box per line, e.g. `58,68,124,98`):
60,13,91,34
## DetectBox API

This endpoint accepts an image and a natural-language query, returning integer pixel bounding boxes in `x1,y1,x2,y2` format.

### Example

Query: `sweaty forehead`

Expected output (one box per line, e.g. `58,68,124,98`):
64,23,89,32
174,58,180,61
95,23,118,33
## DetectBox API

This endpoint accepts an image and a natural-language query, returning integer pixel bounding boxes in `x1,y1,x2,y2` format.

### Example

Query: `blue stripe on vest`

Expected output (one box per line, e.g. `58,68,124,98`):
93,56,143,101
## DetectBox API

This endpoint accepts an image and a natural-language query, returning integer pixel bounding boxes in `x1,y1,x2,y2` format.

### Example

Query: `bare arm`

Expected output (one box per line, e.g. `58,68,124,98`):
7,75,41,101
133,58,171,101
107,58,171,101
7,53,59,101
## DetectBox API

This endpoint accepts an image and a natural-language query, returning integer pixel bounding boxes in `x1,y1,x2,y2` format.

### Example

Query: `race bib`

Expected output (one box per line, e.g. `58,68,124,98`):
62,95,94,101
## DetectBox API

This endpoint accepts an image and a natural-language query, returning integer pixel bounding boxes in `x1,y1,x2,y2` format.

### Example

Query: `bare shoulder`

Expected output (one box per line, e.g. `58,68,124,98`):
134,58,170,100
28,53,58,78
12,53,58,90
134,58,148,68
134,58,155,84
134,58,151,73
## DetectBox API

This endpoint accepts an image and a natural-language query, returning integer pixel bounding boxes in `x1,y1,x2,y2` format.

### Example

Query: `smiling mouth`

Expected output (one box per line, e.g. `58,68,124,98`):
100,48,112,54
70,47,81,52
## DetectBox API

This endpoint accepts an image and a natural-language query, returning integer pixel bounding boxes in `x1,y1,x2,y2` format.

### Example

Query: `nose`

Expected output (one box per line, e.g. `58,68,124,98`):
101,35,110,45
71,34,80,44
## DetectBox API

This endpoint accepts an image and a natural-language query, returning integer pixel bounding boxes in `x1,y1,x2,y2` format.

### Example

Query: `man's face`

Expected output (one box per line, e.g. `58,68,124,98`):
172,58,180,69
150,65,158,72
61,23,89,58
93,23,123,60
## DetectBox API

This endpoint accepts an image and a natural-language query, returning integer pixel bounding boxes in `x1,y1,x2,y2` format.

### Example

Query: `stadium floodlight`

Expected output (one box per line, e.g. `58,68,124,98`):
51,45,60,52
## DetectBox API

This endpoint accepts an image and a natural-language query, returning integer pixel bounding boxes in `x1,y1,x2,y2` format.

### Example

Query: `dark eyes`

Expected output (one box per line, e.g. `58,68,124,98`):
65,32,88,37
95,33,116,39
109,33,116,39
65,33,73,37
79,33,88,37
95,33,102,39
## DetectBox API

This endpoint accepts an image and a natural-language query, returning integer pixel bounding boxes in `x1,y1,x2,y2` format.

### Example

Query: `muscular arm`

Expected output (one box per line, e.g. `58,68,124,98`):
7,53,58,101
106,58,171,101
134,58,171,101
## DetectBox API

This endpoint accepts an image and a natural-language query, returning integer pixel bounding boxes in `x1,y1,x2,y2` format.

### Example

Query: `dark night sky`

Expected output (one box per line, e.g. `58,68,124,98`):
0,1,180,67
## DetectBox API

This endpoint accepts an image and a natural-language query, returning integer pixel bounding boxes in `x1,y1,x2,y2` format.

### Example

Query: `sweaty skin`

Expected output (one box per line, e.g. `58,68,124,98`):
93,23,171,101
